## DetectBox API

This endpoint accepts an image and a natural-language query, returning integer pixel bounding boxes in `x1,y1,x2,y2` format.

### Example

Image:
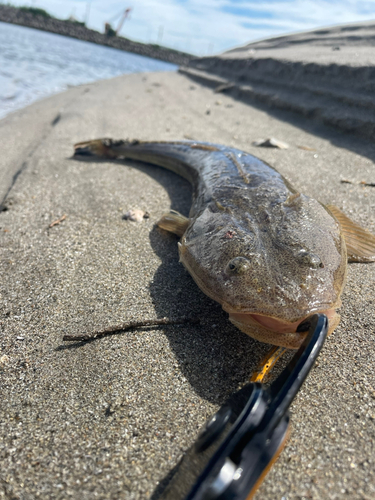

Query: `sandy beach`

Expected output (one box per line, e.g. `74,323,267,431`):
0,68,375,499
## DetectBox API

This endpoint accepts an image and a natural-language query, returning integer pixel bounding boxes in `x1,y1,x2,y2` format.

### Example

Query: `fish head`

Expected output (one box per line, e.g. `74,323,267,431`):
179,193,347,348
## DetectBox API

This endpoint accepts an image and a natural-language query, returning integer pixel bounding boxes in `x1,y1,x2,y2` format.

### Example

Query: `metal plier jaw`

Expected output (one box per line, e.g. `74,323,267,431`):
159,314,328,500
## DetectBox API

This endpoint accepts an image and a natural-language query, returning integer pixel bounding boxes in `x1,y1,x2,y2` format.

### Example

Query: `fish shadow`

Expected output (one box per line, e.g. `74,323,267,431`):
125,159,268,403
148,225,268,403
71,154,278,499
71,154,269,403
144,166,269,499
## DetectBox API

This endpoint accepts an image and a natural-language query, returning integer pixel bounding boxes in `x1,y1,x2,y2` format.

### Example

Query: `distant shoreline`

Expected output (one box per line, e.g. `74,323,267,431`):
0,4,193,66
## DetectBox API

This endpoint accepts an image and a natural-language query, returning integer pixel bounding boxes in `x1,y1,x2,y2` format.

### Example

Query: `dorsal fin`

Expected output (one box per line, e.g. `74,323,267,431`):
326,205,375,262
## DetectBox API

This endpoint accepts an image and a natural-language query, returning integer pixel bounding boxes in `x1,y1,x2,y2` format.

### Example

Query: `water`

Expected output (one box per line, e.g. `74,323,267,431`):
0,21,177,119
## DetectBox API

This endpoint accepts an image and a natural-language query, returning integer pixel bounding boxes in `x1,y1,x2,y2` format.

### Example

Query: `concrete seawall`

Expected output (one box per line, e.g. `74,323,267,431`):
182,22,375,140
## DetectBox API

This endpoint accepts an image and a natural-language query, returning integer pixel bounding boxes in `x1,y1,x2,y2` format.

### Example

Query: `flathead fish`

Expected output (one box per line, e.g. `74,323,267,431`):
74,139,375,348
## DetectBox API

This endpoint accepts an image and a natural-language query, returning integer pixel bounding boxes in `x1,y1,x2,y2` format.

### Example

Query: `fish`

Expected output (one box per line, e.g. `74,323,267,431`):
73,138,375,349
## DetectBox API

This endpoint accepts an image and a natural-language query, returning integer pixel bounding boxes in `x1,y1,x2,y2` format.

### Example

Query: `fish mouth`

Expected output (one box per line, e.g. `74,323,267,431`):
227,308,340,349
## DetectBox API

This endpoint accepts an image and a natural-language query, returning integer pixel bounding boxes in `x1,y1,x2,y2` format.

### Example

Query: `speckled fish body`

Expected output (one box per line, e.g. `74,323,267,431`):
74,139,349,348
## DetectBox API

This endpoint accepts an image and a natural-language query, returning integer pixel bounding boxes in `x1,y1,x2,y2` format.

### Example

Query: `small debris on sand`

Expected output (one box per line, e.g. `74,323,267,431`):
252,138,289,149
123,209,149,222
214,82,235,93
298,145,316,151
0,198,14,212
0,355,10,367
49,214,66,228
341,179,375,187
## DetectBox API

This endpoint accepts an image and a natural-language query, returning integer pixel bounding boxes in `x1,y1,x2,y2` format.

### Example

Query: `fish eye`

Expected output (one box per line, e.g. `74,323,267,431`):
298,250,323,268
226,257,250,275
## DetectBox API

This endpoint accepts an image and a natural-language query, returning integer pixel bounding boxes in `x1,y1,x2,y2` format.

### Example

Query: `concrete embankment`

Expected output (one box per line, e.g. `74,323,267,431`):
181,22,375,140
0,4,192,66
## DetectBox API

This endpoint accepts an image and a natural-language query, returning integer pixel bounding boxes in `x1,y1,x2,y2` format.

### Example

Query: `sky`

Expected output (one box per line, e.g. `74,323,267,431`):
5,0,375,55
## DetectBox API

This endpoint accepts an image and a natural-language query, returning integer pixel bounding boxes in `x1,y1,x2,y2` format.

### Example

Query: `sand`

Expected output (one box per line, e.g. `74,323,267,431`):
0,69,375,499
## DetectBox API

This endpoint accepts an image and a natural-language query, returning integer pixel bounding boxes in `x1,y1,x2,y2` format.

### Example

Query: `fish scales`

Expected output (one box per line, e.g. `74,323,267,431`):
73,139,375,348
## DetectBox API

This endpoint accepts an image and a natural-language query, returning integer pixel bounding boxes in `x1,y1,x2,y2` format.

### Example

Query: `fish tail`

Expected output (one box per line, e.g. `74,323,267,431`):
73,138,138,158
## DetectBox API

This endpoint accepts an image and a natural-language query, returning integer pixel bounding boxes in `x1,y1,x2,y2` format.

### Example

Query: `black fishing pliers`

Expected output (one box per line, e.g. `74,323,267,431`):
159,314,328,500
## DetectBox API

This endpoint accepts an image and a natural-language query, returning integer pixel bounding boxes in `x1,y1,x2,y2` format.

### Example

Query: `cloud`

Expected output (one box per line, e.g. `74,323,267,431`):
6,0,375,54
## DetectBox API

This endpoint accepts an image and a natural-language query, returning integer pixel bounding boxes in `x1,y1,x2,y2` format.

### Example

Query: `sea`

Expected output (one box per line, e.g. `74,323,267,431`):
0,21,177,120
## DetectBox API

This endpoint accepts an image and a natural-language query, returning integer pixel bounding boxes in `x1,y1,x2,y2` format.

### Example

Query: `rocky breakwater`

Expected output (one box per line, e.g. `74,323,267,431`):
0,4,193,66
180,22,375,140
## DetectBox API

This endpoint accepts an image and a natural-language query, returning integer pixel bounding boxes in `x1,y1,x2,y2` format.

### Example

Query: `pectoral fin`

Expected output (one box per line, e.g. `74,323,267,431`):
327,205,375,262
157,210,189,237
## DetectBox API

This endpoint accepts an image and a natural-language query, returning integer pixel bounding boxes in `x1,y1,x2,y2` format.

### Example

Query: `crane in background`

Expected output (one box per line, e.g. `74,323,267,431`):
104,7,132,37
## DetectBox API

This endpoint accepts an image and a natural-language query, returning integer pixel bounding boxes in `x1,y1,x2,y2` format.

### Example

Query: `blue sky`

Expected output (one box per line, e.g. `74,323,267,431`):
6,0,375,55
